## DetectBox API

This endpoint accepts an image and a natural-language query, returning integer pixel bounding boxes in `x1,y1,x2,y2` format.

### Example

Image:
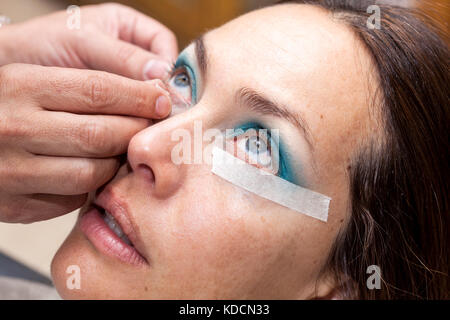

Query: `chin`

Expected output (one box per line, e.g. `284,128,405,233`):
51,227,97,299
51,226,142,300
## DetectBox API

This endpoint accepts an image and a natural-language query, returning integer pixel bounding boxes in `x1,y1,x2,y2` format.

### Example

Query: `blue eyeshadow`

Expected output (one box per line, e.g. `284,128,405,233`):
232,122,304,186
174,52,198,103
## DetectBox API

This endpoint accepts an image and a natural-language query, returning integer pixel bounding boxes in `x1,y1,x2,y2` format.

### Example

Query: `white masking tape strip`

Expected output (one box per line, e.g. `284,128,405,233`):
211,147,331,222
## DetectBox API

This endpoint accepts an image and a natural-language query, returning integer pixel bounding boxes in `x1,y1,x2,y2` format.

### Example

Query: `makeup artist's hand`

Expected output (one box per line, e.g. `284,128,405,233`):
0,63,172,223
0,3,178,80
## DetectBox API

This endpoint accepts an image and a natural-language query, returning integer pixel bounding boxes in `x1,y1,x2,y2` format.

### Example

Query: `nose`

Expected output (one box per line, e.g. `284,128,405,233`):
128,112,203,198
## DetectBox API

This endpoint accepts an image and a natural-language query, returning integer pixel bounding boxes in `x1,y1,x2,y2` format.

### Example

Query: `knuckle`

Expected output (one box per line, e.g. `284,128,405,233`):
133,87,155,115
0,110,37,140
0,116,26,139
74,160,116,192
73,162,98,192
0,64,22,97
77,121,109,155
82,74,113,109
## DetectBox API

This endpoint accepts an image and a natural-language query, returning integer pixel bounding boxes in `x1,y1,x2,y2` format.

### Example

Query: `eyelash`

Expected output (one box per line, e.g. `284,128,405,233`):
168,62,177,77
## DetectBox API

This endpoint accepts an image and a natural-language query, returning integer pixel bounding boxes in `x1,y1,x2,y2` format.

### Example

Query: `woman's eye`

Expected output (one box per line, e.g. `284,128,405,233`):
174,72,190,87
168,68,193,106
235,131,275,172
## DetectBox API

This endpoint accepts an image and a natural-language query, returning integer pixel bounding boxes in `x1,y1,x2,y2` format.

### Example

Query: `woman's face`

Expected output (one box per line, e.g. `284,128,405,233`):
52,4,378,299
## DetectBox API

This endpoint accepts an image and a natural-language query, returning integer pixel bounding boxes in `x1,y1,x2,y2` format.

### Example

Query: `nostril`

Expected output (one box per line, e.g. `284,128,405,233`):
136,164,155,185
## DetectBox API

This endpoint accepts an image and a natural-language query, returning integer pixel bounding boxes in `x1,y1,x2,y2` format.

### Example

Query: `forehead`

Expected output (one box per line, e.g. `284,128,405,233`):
203,4,375,116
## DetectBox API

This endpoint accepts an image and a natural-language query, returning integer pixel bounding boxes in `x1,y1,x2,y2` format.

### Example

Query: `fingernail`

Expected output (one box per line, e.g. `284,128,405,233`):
143,60,171,80
155,95,171,118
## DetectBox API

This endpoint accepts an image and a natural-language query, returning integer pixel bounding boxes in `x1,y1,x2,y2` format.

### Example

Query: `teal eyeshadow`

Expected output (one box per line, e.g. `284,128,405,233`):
232,122,303,186
174,52,198,103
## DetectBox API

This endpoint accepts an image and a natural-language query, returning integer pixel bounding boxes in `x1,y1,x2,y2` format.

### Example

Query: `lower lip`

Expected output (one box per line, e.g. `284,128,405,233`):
79,207,146,266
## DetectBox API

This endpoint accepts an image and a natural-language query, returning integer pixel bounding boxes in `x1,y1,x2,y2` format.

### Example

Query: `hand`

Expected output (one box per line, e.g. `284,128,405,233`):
0,63,172,223
0,3,178,80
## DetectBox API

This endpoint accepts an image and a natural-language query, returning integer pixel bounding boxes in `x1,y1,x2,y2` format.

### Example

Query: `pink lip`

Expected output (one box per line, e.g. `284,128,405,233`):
79,190,148,267
80,207,146,266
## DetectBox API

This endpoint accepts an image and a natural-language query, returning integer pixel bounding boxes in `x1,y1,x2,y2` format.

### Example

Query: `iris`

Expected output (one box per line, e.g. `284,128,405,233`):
232,122,299,185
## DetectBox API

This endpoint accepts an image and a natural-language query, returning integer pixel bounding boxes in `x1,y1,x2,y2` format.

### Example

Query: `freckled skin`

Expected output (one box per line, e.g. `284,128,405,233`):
52,4,379,299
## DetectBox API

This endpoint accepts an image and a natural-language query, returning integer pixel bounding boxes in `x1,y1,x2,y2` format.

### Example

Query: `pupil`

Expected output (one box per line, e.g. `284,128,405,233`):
175,73,189,86
246,136,263,153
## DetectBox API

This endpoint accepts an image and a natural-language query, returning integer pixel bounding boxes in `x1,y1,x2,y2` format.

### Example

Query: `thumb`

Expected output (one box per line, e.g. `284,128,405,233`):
75,31,173,81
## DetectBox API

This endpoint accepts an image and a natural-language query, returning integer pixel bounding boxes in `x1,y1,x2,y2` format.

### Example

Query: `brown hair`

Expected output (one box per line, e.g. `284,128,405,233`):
280,0,449,299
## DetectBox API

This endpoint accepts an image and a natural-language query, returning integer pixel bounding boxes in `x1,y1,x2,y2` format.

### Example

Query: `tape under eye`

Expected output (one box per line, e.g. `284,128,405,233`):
211,146,331,222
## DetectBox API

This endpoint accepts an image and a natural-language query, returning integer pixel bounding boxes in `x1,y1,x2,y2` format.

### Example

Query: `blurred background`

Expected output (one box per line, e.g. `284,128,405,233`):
1,0,448,48
1,0,275,49
0,0,448,281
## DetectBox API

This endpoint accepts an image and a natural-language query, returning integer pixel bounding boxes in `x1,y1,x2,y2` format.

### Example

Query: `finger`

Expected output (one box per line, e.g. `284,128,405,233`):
7,156,119,196
19,64,172,119
114,4,179,62
75,31,173,81
3,194,87,224
21,110,151,157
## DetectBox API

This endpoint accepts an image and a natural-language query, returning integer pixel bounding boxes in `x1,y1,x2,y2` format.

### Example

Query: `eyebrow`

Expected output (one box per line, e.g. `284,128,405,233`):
194,36,314,150
194,36,207,80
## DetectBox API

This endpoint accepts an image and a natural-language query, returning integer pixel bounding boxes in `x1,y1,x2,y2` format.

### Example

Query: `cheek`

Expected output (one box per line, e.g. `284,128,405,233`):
142,175,268,266
139,171,337,297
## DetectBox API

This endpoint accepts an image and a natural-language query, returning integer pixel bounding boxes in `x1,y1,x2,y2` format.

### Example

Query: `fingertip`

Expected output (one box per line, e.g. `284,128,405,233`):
155,95,172,118
143,59,172,81
143,79,172,118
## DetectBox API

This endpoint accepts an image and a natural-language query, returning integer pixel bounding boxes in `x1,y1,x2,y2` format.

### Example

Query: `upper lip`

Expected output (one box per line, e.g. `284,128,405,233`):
93,187,148,264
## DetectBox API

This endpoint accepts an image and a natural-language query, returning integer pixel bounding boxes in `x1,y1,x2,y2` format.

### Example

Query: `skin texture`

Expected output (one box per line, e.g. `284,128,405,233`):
0,3,178,223
52,4,380,299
